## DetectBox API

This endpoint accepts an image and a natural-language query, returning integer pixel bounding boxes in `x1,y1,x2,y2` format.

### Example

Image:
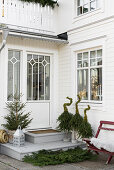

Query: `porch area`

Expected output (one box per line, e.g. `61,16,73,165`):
0,130,86,161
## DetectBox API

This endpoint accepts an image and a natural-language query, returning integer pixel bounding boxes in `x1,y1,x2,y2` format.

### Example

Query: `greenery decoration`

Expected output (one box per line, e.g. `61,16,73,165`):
78,105,93,138
23,147,97,166
2,93,32,130
70,95,83,133
20,0,58,8
57,97,73,132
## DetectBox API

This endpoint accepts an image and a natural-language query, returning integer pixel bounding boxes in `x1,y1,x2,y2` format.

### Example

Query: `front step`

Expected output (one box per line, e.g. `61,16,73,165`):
25,130,70,144
0,141,86,161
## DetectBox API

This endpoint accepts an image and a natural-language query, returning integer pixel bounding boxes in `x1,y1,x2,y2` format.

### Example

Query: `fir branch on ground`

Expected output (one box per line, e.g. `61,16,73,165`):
23,147,97,166
20,0,58,8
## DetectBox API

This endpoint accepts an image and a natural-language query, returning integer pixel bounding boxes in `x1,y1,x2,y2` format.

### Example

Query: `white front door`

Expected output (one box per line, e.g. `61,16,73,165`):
26,53,51,129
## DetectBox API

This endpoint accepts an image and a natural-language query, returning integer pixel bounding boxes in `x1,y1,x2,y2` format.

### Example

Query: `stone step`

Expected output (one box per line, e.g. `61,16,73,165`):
25,130,71,144
0,141,86,161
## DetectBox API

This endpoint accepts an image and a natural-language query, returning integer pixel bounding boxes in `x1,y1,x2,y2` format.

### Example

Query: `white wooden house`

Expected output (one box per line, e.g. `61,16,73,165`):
0,0,114,133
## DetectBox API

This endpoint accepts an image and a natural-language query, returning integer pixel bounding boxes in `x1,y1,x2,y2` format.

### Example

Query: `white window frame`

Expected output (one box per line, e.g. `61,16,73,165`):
76,47,102,103
76,0,101,16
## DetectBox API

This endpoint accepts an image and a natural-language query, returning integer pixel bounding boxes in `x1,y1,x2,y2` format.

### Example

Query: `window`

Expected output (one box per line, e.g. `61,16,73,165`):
7,50,20,101
77,0,100,16
27,54,50,100
77,49,102,101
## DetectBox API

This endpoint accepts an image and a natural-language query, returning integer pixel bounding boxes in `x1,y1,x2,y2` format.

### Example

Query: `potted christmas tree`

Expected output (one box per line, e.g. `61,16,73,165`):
57,97,73,141
2,93,32,143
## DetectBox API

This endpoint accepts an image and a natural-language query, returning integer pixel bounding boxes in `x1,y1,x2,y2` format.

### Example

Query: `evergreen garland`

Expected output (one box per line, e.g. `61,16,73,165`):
20,0,58,8
57,97,73,132
2,94,32,130
23,147,96,166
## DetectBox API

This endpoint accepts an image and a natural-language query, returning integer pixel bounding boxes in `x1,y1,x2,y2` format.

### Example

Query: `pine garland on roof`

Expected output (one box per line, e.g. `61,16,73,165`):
20,0,58,8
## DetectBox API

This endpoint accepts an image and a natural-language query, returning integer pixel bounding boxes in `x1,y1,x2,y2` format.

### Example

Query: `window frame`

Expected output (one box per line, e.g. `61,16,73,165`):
76,0,101,16
76,47,103,103
26,52,51,102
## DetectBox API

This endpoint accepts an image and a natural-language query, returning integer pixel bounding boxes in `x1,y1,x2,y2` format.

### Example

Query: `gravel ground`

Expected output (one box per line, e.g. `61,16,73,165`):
0,153,114,170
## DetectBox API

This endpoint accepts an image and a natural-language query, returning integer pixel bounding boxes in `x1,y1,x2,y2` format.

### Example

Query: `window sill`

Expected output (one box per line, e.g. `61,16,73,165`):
78,101,103,111
26,100,50,103
73,8,102,23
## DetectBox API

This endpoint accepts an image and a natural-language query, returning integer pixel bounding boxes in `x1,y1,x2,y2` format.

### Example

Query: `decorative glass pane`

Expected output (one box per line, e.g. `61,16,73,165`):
90,1,96,11
15,51,20,60
77,69,88,100
39,55,44,62
45,64,50,100
90,51,96,58
27,54,50,100
77,7,83,15
90,68,102,101
83,4,89,13
27,63,32,100
39,63,44,100
33,63,38,100
27,54,32,61
45,56,50,63
8,51,13,60
77,53,82,60
8,50,20,101
7,61,13,101
14,62,20,96
33,55,38,62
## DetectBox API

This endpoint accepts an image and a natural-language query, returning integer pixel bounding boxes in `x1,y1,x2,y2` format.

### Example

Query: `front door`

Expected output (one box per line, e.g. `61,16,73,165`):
26,53,51,129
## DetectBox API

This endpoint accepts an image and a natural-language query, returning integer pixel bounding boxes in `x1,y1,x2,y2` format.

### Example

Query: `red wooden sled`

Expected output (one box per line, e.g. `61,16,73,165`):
83,121,114,164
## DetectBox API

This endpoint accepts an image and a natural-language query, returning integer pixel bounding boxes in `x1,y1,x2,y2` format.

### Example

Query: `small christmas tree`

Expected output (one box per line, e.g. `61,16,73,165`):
2,93,32,130
57,97,73,132
78,105,93,138
70,95,83,133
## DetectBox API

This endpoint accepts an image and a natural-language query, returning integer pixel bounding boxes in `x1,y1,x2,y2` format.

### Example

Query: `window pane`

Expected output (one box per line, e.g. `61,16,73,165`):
90,51,96,58
27,63,32,100
33,63,38,100
7,61,13,101
83,52,88,67
39,63,44,100
90,59,96,66
97,49,102,57
83,4,89,13
8,51,20,101
78,61,82,68
84,0,88,4
77,0,83,6
90,68,102,101
77,7,83,15
77,53,82,60
90,1,96,11
77,69,88,100
45,64,50,100
14,62,20,96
